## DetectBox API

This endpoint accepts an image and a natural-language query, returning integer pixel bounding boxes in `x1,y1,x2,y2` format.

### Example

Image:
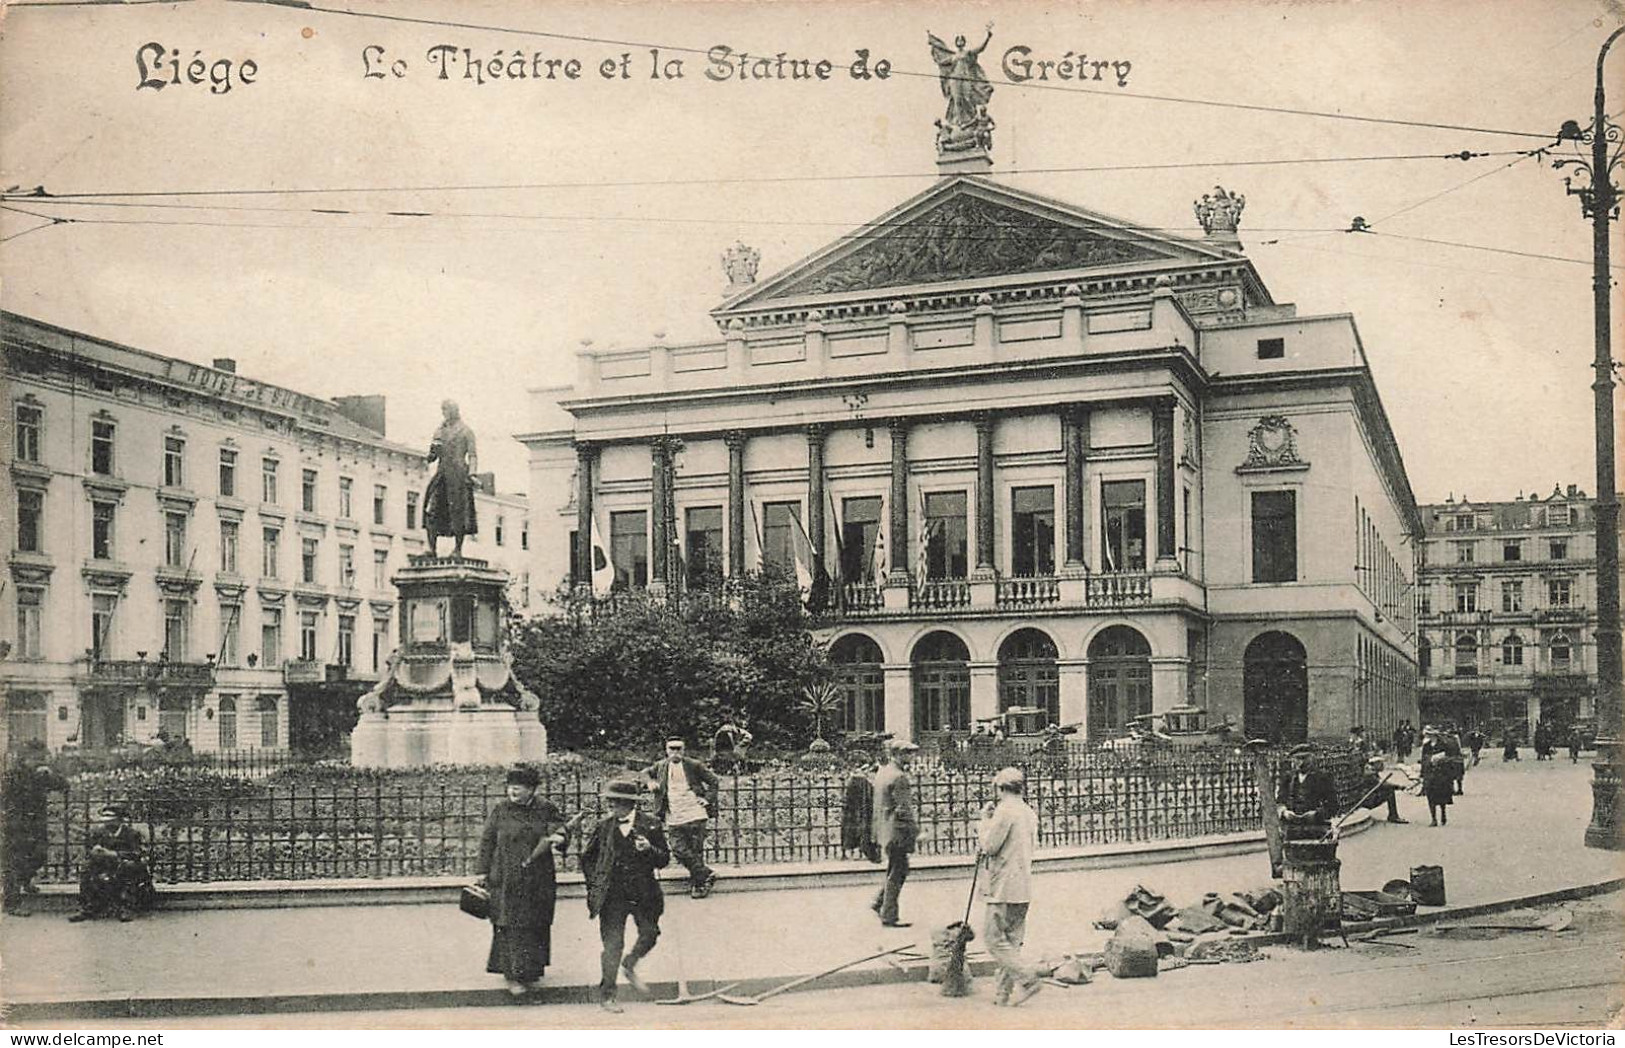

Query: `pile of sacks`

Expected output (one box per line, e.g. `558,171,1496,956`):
1092,884,1282,978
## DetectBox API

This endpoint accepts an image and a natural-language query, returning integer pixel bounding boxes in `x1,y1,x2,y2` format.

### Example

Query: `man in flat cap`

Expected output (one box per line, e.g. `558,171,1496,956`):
581,778,670,1013
644,737,720,899
1276,744,1339,841
870,739,919,927
977,767,1043,1007
70,804,153,922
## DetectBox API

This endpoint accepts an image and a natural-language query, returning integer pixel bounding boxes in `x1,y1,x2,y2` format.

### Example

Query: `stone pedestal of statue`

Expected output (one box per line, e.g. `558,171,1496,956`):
350,555,547,768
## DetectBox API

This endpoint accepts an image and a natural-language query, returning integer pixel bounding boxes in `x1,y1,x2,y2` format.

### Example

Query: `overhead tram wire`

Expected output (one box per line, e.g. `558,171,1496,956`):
213,0,1560,142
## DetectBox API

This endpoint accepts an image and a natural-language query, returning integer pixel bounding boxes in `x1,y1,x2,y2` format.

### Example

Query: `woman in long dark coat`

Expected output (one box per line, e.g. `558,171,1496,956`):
476,766,569,996
1418,727,1459,827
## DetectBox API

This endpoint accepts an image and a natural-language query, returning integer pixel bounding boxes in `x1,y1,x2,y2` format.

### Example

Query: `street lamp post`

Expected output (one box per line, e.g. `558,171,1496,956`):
1553,25,1624,850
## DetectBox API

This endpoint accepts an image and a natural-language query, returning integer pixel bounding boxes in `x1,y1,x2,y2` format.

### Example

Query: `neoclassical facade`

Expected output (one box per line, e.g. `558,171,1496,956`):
520,175,1422,745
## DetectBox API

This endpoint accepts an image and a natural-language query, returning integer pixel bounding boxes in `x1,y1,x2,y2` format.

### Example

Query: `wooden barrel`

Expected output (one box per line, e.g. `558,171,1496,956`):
1281,839,1341,947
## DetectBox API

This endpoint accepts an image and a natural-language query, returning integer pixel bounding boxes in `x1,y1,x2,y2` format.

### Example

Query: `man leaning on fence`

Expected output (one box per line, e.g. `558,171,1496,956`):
645,738,720,899
977,767,1044,1008
869,739,919,928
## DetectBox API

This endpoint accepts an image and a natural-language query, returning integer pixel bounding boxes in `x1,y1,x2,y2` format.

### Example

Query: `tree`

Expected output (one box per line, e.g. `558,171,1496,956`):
508,569,830,752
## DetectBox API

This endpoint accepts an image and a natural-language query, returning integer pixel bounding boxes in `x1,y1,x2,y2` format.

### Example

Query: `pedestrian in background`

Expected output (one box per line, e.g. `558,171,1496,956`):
2,741,67,917
475,765,570,997
869,739,919,928
582,777,670,1013
1420,726,1459,827
976,767,1043,1007
645,738,720,899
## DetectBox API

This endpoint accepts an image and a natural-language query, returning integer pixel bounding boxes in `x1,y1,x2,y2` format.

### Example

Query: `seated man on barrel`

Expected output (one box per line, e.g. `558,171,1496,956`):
70,804,155,923
1347,727,1408,824
1276,744,1339,841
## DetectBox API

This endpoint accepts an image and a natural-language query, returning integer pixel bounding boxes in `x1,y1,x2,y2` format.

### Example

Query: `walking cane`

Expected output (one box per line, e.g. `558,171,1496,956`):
1319,772,1394,842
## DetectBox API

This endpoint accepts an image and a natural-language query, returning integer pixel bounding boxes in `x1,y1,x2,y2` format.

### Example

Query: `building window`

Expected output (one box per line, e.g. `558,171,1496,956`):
339,544,356,589
301,538,318,584
91,418,115,476
16,489,43,553
1550,539,1568,561
1549,505,1572,526
220,520,240,574
1453,632,1477,676
219,605,241,667
1454,582,1478,613
608,510,648,589
92,501,116,561
373,485,387,526
685,506,725,589
495,516,506,547
261,608,282,668
1548,578,1573,607
1256,337,1285,360
1455,542,1475,564
1418,589,1431,616
1501,579,1524,613
1250,490,1297,584
91,593,117,660
158,696,188,743
1102,480,1147,573
1502,633,1524,667
760,502,801,575
1551,632,1573,670
300,611,319,661
301,469,318,513
520,570,531,608
337,614,355,667
373,548,389,590
15,402,42,463
405,492,419,532
338,477,354,519
164,435,185,488
6,692,48,750
164,512,188,568
163,599,190,659
217,696,238,750
218,448,237,497
262,459,279,503
838,496,883,584
521,521,529,551
926,491,970,580
15,587,43,659
1455,513,1476,531
1418,635,1432,675
1010,487,1053,577
262,527,281,579
1503,540,1522,562
372,616,390,671
257,696,279,749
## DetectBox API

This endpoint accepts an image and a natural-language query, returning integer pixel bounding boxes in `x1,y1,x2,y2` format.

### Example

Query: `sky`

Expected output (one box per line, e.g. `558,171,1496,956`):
2,0,1623,505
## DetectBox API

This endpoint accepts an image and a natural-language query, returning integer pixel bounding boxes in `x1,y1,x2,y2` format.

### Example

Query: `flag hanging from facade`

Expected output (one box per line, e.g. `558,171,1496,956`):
748,500,765,571
788,512,816,596
589,514,614,596
914,489,940,588
871,498,887,582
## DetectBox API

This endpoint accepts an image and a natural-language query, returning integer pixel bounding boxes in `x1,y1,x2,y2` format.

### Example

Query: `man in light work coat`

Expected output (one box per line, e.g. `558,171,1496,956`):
869,739,919,927
977,766,1043,1007
645,738,721,898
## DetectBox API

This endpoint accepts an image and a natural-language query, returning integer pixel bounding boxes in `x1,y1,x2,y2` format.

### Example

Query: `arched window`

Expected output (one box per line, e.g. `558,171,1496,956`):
831,634,885,734
1087,626,1152,741
256,695,280,749
217,696,238,751
912,631,971,735
1243,630,1308,743
1501,632,1524,667
1454,632,1477,675
997,628,1059,725
1550,632,1572,670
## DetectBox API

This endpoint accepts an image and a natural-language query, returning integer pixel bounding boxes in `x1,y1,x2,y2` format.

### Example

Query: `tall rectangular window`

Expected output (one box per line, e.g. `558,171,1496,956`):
261,608,282,668
164,435,185,488
15,588,43,659
405,492,419,531
16,489,42,553
163,599,190,659
220,520,240,574
337,614,355,667
1501,580,1524,613
1548,578,1573,607
15,402,41,463
610,510,649,590
685,506,725,589
91,593,117,660
1250,490,1298,583
1455,542,1475,564
1010,488,1053,577
92,501,116,561
372,616,390,672
217,696,238,750
520,521,529,551
218,448,237,497
839,496,883,583
262,527,281,579
6,692,48,749
1102,480,1147,573
219,605,240,667
262,459,279,503
373,485,387,526
164,512,188,568
338,477,354,518
91,419,115,476
1455,582,1478,613
373,548,389,590
301,537,318,584
339,544,356,588
926,491,969,579
302,469,318,513
760,501,800,574
300,611,319,661
495,516,506,547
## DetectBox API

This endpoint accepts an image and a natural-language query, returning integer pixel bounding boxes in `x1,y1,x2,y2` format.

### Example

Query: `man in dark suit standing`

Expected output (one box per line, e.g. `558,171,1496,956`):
645,738,721,899
582,778,670,1013
1276,744,1339,841
869,739,919,927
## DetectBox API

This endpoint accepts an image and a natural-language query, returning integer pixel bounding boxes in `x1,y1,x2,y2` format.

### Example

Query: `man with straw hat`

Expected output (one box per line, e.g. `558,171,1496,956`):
581,777,670,1013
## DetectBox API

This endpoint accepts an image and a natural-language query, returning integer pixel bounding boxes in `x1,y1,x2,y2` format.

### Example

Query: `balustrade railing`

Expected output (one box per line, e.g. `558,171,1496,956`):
1084,572,1152,606
997,575,1060,607
914,578,971,609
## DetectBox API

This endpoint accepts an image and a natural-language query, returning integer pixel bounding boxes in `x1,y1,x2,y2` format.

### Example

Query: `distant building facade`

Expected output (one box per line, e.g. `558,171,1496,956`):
1415,486,1607,736
520,175,1422,746
2,312,528,754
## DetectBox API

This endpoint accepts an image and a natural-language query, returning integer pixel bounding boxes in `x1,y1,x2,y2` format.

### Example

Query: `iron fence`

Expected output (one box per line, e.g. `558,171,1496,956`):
37,747,1366,884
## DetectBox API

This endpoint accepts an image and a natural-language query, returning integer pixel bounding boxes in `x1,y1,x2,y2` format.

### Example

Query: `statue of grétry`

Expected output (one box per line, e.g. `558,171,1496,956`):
424,399,479,557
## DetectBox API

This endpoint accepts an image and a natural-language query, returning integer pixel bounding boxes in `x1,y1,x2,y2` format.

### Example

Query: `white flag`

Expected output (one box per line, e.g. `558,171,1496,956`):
589,514,614,596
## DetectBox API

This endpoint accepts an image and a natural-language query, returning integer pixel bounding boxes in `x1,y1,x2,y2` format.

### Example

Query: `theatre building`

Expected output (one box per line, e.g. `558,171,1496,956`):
520,169,1422,745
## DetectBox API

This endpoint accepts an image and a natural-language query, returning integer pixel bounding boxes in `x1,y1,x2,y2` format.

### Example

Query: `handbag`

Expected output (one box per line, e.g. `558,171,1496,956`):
459,883,490,920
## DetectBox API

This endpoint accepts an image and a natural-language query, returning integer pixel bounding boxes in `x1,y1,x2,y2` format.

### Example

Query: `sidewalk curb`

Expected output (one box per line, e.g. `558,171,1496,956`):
9,870,1617,1022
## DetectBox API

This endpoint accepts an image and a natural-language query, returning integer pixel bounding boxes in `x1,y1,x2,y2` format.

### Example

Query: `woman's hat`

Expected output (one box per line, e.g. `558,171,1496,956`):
1288,743,1316,758
601,778,645,803
100,804,131,819
505,765,540,788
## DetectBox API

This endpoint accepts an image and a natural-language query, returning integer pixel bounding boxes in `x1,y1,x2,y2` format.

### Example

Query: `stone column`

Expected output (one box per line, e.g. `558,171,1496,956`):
650,439,669,591
575,442,596,586
974,414,996,573
970,661,1000,726
1058,658,1088,733
883,663,914,742
1154,397,1179,570
807,424,827,591
1063,407,1085,568
726,431,746,577
887,419,910,588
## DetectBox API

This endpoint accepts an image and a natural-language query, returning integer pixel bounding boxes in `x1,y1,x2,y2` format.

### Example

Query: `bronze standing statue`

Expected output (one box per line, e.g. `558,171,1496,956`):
424,399,479,557
928,24,995,155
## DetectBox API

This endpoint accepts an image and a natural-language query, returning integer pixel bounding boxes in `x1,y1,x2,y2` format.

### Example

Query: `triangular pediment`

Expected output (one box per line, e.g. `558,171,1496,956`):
720,177,1241,310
